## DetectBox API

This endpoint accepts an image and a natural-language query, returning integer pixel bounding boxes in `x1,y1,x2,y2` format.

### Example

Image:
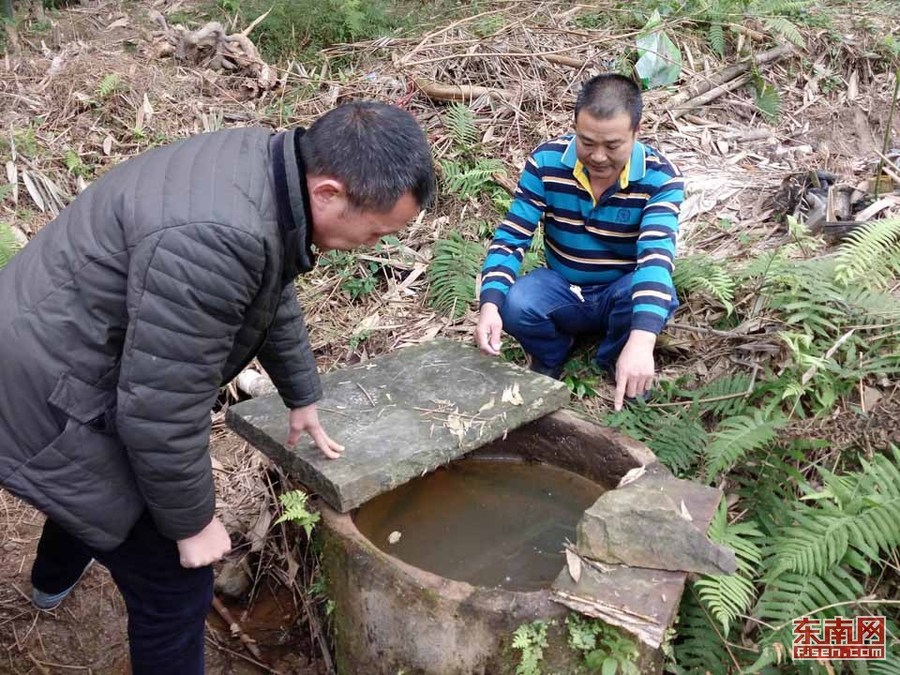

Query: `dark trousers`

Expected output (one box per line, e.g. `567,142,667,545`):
31,513,213,675
499,267,678,371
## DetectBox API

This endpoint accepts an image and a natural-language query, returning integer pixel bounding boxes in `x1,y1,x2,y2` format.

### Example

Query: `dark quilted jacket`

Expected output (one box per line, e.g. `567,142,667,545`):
0,127,321,550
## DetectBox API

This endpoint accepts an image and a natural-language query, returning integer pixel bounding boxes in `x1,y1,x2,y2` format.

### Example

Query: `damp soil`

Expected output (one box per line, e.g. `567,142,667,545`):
353,457,605,592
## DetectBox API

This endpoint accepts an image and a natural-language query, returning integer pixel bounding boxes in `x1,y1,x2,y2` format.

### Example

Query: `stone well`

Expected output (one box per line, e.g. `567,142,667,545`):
227,341,724,675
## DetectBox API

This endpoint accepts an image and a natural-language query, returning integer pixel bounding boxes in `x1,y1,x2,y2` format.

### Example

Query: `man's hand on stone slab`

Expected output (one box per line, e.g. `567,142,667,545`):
287,404,345,459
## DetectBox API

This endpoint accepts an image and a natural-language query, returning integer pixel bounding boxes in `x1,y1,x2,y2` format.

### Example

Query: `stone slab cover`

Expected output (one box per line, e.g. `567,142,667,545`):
226,339,570,512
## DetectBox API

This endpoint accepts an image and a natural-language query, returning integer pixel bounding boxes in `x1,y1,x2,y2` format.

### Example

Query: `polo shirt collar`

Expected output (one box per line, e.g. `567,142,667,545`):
562,135,648,193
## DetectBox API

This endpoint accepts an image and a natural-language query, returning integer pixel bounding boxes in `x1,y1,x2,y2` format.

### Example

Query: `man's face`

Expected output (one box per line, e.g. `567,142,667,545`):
574,111,638,183
309,180,420,251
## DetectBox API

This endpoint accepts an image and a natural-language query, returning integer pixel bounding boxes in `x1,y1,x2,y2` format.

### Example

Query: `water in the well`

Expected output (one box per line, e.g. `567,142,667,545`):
353,457,605,591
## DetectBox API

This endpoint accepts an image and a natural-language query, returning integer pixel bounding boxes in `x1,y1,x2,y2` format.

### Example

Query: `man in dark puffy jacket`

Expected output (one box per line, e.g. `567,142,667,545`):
0,101,435,673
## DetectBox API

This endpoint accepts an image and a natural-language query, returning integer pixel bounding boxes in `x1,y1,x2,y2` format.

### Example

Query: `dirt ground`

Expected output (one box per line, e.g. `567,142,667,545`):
0,431,325,675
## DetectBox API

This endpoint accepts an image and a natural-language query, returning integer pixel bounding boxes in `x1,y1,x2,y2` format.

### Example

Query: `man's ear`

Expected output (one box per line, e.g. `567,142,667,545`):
307,177,346,206
633,122,642,137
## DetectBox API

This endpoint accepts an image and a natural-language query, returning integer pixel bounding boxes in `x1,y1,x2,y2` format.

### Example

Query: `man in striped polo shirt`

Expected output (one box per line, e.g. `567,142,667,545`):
475,74,683,410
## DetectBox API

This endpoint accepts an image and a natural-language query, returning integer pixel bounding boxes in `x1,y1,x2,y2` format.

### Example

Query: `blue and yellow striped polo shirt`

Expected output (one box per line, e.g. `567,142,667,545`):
479,134,683,334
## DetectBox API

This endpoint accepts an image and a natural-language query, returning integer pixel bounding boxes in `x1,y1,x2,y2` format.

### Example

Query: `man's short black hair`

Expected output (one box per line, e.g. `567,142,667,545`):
302,101,436,212
574,74,643,131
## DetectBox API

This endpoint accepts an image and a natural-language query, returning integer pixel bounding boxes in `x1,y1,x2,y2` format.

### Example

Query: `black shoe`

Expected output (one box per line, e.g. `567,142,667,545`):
528,356,564,380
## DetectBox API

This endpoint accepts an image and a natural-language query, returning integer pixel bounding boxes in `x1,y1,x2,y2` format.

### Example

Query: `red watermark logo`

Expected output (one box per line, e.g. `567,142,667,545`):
792,616,886,660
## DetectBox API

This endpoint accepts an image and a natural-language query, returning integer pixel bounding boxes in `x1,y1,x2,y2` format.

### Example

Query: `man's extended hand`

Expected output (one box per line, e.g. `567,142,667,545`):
475,303,503,356
614,330,657,411
177,517,231,568
287,404,345,459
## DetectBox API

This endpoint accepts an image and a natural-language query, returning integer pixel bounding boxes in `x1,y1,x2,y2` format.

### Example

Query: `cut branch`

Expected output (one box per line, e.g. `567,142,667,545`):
669,73,752,120
668,44,793,114
541,53,586,69
414,77,516,102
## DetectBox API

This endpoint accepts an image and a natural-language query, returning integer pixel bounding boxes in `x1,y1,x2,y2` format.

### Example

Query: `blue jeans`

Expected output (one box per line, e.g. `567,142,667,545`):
31,513,213,675
499,267,676,371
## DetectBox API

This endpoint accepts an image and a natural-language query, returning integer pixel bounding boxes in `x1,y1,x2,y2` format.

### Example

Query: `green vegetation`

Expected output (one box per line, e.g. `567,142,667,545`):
566,615,640,674
275,489,320,537
0,222,20,268
210,0,412,61
512,620,551,675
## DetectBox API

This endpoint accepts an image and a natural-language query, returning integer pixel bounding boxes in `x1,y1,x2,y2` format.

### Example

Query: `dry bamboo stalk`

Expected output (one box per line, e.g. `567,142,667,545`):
542,53,586,68
668,44,793,109
669,73,752,120
414,77,515,101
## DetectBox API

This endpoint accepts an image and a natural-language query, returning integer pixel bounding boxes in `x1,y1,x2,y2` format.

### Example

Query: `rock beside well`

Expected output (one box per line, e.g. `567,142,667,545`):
576,474,737,576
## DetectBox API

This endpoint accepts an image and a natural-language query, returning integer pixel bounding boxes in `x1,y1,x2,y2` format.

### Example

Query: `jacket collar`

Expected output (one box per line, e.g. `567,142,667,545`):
270,128,316,280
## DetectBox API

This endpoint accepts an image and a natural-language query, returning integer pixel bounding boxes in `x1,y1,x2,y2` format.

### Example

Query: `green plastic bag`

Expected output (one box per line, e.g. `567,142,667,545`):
635,11,682,90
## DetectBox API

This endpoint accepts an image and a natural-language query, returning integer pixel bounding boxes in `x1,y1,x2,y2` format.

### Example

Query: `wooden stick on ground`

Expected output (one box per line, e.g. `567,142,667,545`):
541,53,586,69
669,73,752,120
414,77,516,102
211,595,265,663
668,44,794,110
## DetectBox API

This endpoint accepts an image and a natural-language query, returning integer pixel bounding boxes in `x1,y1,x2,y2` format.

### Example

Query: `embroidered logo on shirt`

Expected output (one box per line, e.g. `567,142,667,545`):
616,209,631,223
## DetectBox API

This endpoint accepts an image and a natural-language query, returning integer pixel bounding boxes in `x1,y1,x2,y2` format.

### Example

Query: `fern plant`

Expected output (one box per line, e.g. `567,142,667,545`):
749,447,900,664
833,216,900,288
275,489,320,538
769,447,900,579
97,72,122,98
566,614,639,674
440,158,506,200
672,255,736,315
694,502,763,633
511,620,550,675
606,401,709,475
0,222,20,269
705,409,785,478
444,102,478,149
439,103,510,216
670,586,733,675
673,0,808,56
426,231,484,319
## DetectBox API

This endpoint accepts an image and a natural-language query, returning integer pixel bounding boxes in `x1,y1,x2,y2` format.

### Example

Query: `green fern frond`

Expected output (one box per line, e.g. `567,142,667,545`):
695,503,763,632
705,410,784,477
673,255,736,314
521,228,545,274
834,217,900,288
839,285,900,325
606,404,707,475
0,222,21,269
707,503,764,572
647,410,708,475
754,566,865,627
444,102,478,149
869,656,900,675
774,447,900,575
275,489,320,537
708,22,726,56
760,15,804,47
693,373,753,417
440,158,505,199
97,73,122,98
754,82,781,122
773,504,853,576
751,0,811,12
695,574,757,634
672,587,732,675
427,232,484,319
